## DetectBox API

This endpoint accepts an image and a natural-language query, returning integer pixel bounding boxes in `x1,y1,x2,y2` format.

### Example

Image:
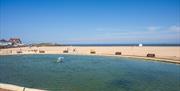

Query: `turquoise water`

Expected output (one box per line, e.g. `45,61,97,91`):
0,54,180,91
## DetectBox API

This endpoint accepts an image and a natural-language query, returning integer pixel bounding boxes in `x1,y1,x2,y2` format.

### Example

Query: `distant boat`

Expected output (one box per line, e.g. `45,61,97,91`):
57,57,64,63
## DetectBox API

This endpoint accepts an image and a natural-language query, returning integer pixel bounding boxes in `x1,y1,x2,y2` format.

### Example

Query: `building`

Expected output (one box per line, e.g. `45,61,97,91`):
9,38,22,45
0,38,24,48
0,39,12,48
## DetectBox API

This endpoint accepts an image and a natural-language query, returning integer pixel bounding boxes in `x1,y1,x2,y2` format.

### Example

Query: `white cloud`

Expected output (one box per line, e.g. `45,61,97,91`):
66,34,179,43
146,26,162,33
169,25,180,32
69,25,180,43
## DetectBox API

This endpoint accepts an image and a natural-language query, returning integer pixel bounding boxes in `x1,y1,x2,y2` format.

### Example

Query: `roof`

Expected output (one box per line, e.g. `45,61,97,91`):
0,39,8,42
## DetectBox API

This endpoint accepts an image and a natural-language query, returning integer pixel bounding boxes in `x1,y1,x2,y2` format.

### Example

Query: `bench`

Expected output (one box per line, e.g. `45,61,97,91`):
147,53,155,57
39,50,45,53
63,50,68,53
115,52,122,55
16,51,22,53
90,51,96,54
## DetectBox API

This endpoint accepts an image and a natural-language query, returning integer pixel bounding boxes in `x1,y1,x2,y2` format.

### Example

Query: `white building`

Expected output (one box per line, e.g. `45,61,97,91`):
0,40,12,46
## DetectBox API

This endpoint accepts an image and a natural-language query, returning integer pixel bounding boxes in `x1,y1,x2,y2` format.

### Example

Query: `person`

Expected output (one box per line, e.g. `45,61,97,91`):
73,48,76,52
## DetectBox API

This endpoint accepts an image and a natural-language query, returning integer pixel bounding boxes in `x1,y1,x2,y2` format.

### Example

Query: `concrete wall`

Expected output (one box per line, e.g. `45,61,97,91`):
0,83,45,91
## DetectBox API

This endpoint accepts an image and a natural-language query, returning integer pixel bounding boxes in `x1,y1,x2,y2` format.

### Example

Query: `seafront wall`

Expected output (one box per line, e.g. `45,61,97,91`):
0,46,180,62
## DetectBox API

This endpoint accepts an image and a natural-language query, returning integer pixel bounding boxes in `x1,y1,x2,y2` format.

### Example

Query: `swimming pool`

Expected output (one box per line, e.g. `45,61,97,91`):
0,54,179,91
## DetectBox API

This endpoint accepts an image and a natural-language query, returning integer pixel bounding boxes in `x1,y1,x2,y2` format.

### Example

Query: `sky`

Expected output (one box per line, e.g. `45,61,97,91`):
0,0,180,44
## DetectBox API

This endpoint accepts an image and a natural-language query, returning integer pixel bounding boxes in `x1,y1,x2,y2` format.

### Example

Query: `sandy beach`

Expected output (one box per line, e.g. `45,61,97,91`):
1,46,180,64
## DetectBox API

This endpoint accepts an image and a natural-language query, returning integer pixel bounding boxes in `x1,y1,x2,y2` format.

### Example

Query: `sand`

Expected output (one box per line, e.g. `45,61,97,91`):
0,88,10,91
0,46,180,63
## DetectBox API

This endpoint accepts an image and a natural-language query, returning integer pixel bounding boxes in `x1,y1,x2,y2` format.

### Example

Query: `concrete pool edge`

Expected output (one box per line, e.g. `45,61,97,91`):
0,83,46,91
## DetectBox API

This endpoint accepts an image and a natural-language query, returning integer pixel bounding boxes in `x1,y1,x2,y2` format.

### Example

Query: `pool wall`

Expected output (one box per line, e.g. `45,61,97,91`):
0,46,180,63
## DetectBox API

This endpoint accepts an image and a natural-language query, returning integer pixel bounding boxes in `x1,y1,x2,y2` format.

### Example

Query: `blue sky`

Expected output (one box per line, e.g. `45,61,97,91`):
0,0,180,44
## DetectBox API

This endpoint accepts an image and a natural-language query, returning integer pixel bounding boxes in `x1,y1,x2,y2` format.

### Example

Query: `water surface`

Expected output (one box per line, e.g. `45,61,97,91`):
0,54,179,91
